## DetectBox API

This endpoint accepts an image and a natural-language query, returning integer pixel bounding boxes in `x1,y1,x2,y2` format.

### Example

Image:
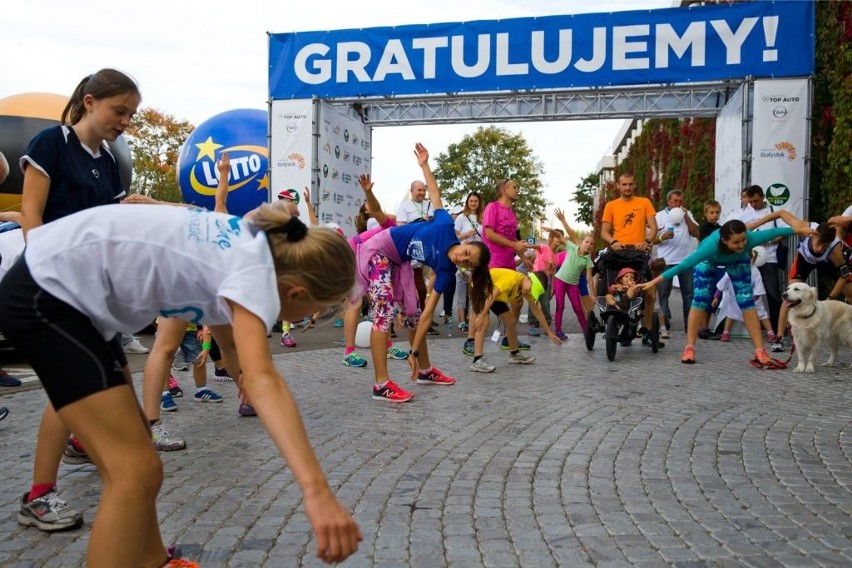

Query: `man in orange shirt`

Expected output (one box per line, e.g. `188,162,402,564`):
600,173,660,344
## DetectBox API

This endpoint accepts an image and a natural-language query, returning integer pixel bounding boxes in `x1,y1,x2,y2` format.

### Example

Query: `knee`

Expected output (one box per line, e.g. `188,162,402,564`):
105,449,163,497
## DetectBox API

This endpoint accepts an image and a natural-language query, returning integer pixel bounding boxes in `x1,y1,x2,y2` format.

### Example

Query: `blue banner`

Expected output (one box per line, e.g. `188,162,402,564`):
269,1,814,100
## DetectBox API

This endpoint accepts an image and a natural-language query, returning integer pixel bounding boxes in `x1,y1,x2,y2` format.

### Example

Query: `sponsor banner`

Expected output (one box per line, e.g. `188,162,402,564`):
269,1,814,99
715,82,746,220
270,99,313,219
316,102,372,238
751,78,809,217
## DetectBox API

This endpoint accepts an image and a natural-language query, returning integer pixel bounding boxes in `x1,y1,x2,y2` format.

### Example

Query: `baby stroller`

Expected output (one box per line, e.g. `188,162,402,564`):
583,248,661,361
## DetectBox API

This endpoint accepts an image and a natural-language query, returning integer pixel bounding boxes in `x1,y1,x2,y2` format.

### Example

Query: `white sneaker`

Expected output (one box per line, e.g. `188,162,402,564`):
519,314,529,324
122,336,150,354
470,359,496,373
508,352,536,364
151,421,186,451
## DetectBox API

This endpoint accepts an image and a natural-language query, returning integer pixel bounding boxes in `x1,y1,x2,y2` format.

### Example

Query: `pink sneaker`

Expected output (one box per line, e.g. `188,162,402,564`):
416,367,456,385
720,331,730,342
280,333,296,348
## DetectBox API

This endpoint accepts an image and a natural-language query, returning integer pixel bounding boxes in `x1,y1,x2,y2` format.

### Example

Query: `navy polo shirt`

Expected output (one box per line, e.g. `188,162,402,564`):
20,125,125,223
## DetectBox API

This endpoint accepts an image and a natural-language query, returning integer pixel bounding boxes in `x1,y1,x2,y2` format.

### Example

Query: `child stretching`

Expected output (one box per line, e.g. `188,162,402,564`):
550,209,595,339
695,199,725,340
468,269,562,372
712,247,773,342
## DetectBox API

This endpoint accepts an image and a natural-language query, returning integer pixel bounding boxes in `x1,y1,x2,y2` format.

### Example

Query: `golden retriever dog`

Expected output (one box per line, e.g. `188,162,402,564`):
783,282,852,373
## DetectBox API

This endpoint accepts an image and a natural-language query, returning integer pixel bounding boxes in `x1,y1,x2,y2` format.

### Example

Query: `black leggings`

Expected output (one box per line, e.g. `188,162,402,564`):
0,259,127,410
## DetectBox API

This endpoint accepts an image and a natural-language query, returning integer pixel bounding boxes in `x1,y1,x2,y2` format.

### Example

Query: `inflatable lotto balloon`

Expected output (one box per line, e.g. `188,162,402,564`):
177,109,269,217
0,92,132,212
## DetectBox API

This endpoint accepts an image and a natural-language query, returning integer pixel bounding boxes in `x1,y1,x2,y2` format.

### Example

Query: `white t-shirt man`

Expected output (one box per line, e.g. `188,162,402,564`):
737,204,787,263
396,199,432,224
653,208,697,264
24,204,280,339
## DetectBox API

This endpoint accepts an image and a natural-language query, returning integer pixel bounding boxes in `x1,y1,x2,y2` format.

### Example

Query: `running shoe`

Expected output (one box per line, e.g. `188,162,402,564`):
61,438,92,465
641,332,664,348
213,367,233,381
333,318,344,328
660,329,671,339
372,380,415,402
0,407,7,421
193,388,223,403
770,337,785,352
171,353,189,372
386,346,409,360
458,321,469,333
18,489,83,531
122,336,150,354
720,331,731,342
500,338,530,351
462,339,475,356
754,347,772,366
280,333,296,348
0,368,22,387
681,345,696,364
167,376,183,397
416,367,456,385
238,402,257,417
469,359,496,373
555,331,568,341
528,326,541,337
508,352,536,364
161,392,178,412
151,421,186,451
342,352,368,367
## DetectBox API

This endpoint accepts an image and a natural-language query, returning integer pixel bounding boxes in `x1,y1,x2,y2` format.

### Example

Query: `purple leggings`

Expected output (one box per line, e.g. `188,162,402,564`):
554,278,587,333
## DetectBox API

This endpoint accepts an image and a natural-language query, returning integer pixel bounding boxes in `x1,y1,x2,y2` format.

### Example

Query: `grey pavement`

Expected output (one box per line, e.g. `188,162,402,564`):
1,300,852,567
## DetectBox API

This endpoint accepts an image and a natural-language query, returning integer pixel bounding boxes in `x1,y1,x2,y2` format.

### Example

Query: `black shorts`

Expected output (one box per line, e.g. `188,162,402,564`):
490,301,510,317
0,258,128,410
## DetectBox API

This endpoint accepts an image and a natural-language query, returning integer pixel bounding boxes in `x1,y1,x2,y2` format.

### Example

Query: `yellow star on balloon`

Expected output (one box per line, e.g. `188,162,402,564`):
195,137,223,161
257,173,270,191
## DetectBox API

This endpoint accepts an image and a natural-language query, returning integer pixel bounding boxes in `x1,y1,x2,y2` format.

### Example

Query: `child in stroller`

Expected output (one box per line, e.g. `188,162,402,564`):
604,267,640,311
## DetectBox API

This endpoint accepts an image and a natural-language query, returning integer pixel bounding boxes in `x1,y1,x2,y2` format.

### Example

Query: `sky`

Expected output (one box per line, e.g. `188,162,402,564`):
0,0,673,227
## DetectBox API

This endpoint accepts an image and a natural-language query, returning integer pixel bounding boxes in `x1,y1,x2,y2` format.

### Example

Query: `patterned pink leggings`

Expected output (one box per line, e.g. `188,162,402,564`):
553,278,587,333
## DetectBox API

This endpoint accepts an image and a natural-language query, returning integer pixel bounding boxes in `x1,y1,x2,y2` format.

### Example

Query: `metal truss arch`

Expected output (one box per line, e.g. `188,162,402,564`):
326,81,740,127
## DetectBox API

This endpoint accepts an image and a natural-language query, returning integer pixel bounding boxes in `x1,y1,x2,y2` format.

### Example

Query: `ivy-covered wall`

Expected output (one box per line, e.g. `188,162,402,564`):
614,2,851,222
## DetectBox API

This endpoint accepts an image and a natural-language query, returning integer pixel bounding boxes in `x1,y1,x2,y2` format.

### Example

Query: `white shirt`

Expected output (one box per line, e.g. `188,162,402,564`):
396,199,432,224
653,208,697,264
0,228,24,282
736,204,786,262
454,213,482,243
715,265,768,321
25,204,280,339
843,205,852,218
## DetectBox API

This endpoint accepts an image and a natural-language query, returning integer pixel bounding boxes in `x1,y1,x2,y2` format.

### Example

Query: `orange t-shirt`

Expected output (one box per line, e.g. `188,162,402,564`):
602,197,656,245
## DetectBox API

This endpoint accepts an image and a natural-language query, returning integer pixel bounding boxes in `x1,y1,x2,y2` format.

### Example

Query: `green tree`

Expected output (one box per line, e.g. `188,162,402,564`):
432,126,547,234
124,107,194,203
572,172,599,227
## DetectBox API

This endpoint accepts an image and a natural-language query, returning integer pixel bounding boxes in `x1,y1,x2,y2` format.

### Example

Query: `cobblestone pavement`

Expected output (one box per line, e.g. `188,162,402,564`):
1,326,851,567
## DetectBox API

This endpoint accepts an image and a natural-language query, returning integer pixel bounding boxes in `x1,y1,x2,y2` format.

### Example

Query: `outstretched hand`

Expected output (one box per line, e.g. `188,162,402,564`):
553,208,566,221
303,490,363,564
358,174,374,192
414,142,429,167
791,219,817,238
217,152,230,176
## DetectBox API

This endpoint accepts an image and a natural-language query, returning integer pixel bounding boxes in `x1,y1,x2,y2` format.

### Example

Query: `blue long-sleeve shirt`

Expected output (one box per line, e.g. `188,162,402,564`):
661,226,793,280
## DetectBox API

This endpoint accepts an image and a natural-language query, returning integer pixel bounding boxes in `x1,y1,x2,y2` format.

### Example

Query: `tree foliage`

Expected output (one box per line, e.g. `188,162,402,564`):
572,171,599,227
432,126,548,235
811,1,852,222
124,108,194,203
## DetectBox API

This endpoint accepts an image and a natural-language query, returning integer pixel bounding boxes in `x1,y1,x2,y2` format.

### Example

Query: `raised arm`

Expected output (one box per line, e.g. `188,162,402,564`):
358,174,387,226
553,208,579,243
414,143,443,211
302,188,319,226
214,153,231,214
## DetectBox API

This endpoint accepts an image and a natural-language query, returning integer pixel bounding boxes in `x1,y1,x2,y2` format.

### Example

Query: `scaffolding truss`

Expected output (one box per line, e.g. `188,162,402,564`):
326,81,740,127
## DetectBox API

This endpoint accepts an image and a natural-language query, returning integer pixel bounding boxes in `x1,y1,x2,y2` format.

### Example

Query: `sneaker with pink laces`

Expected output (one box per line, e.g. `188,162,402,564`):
167,376,183,397
280,333,296,348
416,367,456,385
372,380,414,402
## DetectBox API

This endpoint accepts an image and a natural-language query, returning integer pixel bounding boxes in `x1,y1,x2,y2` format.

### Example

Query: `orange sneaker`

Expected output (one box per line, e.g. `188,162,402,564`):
681,345,696,364
165,560,200,567
754,347,772,366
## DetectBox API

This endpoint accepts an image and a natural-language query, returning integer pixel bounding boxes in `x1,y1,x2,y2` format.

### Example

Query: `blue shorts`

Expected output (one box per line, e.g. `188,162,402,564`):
178,331,201,362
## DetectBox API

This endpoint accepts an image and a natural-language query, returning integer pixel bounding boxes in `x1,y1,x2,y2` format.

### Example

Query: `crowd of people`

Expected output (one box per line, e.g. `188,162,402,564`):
0,70,851,568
